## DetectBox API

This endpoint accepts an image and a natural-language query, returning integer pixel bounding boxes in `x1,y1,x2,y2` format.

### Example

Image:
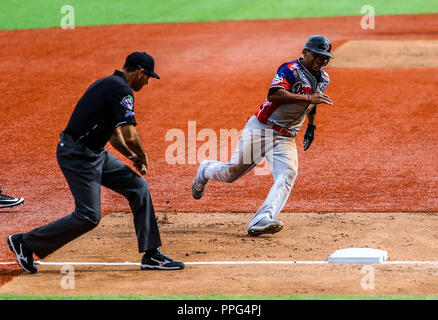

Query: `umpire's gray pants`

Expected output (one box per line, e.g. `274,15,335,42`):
22,133,162,259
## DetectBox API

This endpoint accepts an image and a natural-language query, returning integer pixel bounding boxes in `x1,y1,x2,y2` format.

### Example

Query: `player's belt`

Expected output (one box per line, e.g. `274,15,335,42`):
271,124,293,137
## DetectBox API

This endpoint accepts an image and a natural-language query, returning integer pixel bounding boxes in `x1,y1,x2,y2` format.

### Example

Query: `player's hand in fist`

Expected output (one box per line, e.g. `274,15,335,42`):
303,124,316,151
310,92,333,105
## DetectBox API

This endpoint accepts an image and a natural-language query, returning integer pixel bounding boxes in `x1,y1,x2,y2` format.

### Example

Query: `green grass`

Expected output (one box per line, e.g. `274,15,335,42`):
1,0,438,30
0,294,437,300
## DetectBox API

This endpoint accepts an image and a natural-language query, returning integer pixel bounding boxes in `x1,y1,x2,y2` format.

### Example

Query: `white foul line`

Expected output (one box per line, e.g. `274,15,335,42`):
35,261,328,266
2,260,438,266
184,261,329,265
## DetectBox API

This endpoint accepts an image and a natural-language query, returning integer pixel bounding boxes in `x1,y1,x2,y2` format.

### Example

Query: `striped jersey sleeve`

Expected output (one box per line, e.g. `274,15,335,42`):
268,62,297,91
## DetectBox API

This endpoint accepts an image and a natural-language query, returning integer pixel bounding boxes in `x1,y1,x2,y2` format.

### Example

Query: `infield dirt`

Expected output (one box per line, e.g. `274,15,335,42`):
0,14,437,296
1,211,438,296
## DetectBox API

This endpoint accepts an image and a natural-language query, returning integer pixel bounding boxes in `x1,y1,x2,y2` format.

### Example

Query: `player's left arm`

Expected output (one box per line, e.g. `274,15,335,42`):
303,107,316,151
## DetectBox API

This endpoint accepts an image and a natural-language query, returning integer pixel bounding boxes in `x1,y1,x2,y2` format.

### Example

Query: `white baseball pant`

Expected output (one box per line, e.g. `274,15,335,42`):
202,115,298,229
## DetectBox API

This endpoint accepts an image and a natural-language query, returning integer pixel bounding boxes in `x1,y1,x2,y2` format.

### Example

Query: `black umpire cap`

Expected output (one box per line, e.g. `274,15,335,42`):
124,52,160,79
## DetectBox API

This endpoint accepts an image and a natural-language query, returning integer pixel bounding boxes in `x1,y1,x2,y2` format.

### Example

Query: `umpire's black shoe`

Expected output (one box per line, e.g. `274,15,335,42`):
0,189,24,209
7,233,37,274
141,249,185,270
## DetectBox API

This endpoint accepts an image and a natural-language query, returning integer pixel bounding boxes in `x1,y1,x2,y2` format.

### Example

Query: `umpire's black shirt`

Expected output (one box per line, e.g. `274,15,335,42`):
64,70,137,150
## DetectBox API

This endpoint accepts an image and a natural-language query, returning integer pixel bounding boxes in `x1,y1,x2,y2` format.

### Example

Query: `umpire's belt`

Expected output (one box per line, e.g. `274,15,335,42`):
60,131,104,153
271,124,293,137
60,131,79,143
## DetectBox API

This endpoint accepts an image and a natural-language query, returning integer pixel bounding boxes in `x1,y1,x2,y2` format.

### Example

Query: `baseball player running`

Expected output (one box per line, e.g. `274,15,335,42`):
192,35,333,236
8,52,184,273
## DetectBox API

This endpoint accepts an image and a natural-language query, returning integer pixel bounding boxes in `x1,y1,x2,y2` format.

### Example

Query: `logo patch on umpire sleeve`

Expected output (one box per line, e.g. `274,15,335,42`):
120,95,134,111
124,110,135,118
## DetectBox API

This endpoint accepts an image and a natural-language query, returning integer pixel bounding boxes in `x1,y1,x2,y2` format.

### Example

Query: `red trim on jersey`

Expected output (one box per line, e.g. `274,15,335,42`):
255,100,281,123
286,61,300,71
321,69,329,79
270,81,290,91
255,60,303,124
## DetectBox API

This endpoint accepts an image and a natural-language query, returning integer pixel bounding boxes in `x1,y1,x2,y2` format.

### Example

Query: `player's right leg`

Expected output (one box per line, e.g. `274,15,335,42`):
191,116,265,200
191,159,213,199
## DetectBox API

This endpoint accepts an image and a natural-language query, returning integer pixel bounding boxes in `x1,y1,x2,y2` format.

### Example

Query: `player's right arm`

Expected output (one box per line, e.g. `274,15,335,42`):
267,63,332,105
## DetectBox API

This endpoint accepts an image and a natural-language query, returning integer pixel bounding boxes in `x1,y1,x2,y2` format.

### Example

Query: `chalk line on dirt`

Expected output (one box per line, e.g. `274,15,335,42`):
2,260,438,266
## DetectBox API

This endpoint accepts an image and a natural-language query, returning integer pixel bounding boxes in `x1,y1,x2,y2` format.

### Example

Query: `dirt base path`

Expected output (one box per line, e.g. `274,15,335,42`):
2,211,438,296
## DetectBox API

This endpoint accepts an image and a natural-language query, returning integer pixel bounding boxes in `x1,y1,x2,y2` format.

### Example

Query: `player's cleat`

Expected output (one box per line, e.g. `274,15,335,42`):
247,218,284,237
7,233,38,274
0,189,24,209
141,249,185,270
191,160,210,200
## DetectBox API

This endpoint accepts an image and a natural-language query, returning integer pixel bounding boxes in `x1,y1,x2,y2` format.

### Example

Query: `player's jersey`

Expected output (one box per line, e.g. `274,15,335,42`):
255,58,330,136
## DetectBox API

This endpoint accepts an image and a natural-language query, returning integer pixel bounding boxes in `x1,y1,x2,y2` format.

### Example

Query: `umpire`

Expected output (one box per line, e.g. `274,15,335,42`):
8,52,184,273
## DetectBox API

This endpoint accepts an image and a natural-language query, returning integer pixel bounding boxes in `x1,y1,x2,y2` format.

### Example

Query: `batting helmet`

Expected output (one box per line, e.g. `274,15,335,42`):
303,35,333,58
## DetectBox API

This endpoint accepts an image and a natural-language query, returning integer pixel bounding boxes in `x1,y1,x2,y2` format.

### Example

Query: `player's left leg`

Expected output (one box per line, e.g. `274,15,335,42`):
247,135,298,236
